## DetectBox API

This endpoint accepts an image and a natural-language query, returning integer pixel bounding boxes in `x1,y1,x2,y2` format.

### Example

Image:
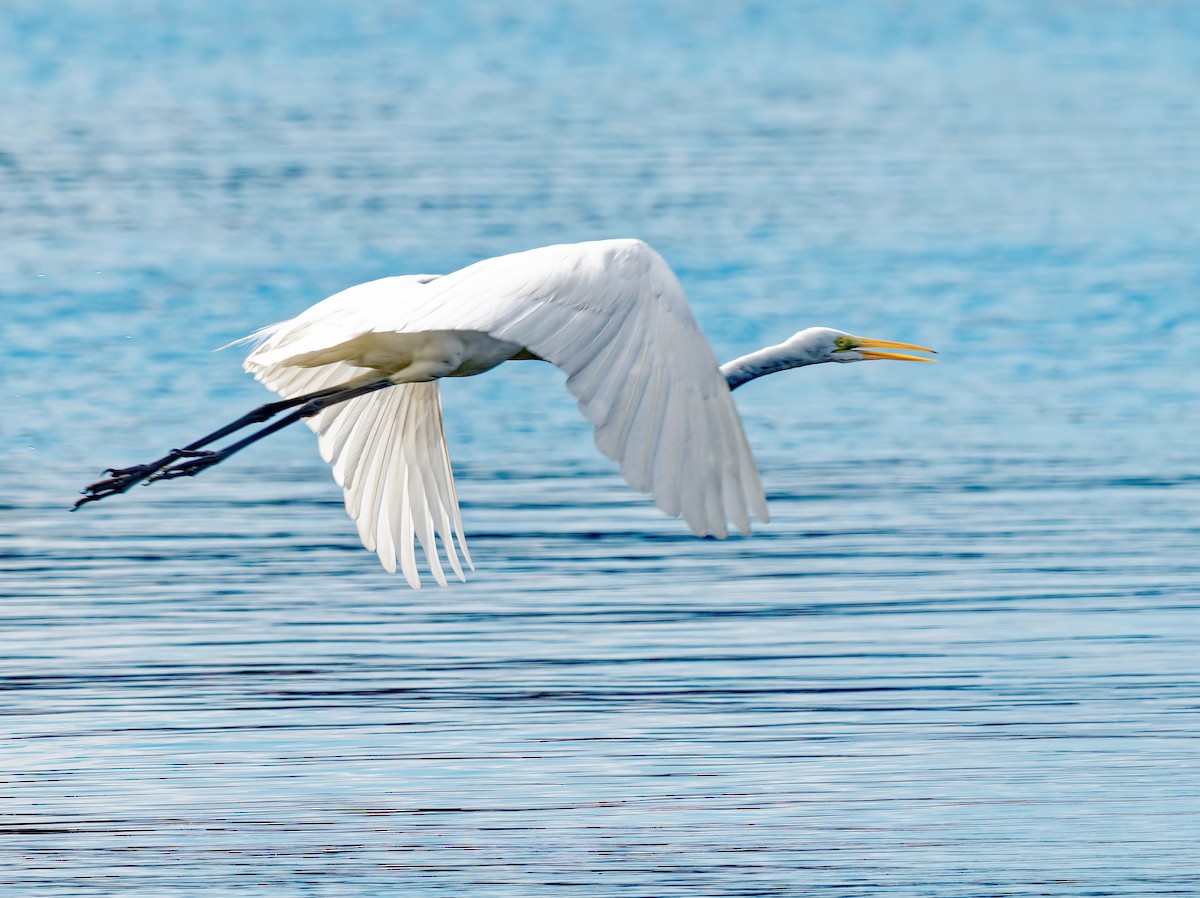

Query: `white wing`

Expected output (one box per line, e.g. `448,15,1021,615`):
250,239,768,544
244,277,470,588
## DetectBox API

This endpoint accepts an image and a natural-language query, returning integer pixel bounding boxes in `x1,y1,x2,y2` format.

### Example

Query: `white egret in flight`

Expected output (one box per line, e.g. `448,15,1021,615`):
76,239,934,587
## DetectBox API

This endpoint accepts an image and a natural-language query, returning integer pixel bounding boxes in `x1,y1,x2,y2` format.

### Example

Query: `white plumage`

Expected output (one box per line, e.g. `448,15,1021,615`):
244,239,767,587
77,238,935,586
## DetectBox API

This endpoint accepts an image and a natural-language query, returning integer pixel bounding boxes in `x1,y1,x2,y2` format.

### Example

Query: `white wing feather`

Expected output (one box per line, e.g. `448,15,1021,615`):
419,238,769,538
244,239,767,583
244,277,470,588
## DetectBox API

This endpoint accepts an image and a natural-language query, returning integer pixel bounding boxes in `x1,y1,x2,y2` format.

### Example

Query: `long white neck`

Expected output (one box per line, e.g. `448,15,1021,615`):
720,330,831,391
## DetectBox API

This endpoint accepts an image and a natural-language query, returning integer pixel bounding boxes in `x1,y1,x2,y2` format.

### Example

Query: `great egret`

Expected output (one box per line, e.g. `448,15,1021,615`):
75,239,934,587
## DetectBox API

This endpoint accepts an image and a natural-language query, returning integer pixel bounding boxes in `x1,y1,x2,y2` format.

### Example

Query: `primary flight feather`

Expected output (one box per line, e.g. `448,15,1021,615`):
75,238,935,587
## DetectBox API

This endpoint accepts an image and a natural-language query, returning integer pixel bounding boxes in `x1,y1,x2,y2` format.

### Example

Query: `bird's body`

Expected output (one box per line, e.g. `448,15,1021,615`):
76,238,934,587
243,239,768,586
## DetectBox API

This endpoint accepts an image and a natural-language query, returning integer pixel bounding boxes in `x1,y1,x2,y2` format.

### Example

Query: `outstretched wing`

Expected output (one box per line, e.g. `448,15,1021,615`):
251,239,768,540
453,239,768,538
244,277,470,588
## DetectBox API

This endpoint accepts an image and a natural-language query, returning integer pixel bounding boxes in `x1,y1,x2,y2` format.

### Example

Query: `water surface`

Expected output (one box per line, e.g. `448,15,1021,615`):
3,2,1199,894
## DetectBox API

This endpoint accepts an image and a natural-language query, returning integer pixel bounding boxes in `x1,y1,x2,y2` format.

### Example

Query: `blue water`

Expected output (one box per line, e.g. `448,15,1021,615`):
3,2,1200,894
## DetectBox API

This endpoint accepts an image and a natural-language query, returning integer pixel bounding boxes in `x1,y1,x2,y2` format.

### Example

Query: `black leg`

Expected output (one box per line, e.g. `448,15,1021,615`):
73,378,394,510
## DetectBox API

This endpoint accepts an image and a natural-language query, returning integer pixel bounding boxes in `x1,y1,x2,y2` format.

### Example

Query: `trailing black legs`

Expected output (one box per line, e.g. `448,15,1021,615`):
73,378,394,509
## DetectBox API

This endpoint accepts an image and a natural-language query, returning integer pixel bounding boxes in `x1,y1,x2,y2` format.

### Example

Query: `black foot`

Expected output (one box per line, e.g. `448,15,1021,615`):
73,449,216,510
105,463,154,478
152,452,224,481
74,464,159,510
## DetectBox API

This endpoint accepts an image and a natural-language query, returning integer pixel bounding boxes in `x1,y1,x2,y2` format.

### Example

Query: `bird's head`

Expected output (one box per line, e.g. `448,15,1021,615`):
784,327,937,365
720,326,936,390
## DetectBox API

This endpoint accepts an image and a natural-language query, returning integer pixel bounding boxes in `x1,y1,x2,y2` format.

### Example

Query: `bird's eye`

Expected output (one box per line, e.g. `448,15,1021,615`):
835,336,854,351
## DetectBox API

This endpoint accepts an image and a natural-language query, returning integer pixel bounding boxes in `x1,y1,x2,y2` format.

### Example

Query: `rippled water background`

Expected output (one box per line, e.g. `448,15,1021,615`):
3,2,1200,894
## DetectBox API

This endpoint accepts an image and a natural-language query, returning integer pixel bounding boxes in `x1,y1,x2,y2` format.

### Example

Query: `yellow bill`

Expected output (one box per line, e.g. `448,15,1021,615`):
855,337,937,362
